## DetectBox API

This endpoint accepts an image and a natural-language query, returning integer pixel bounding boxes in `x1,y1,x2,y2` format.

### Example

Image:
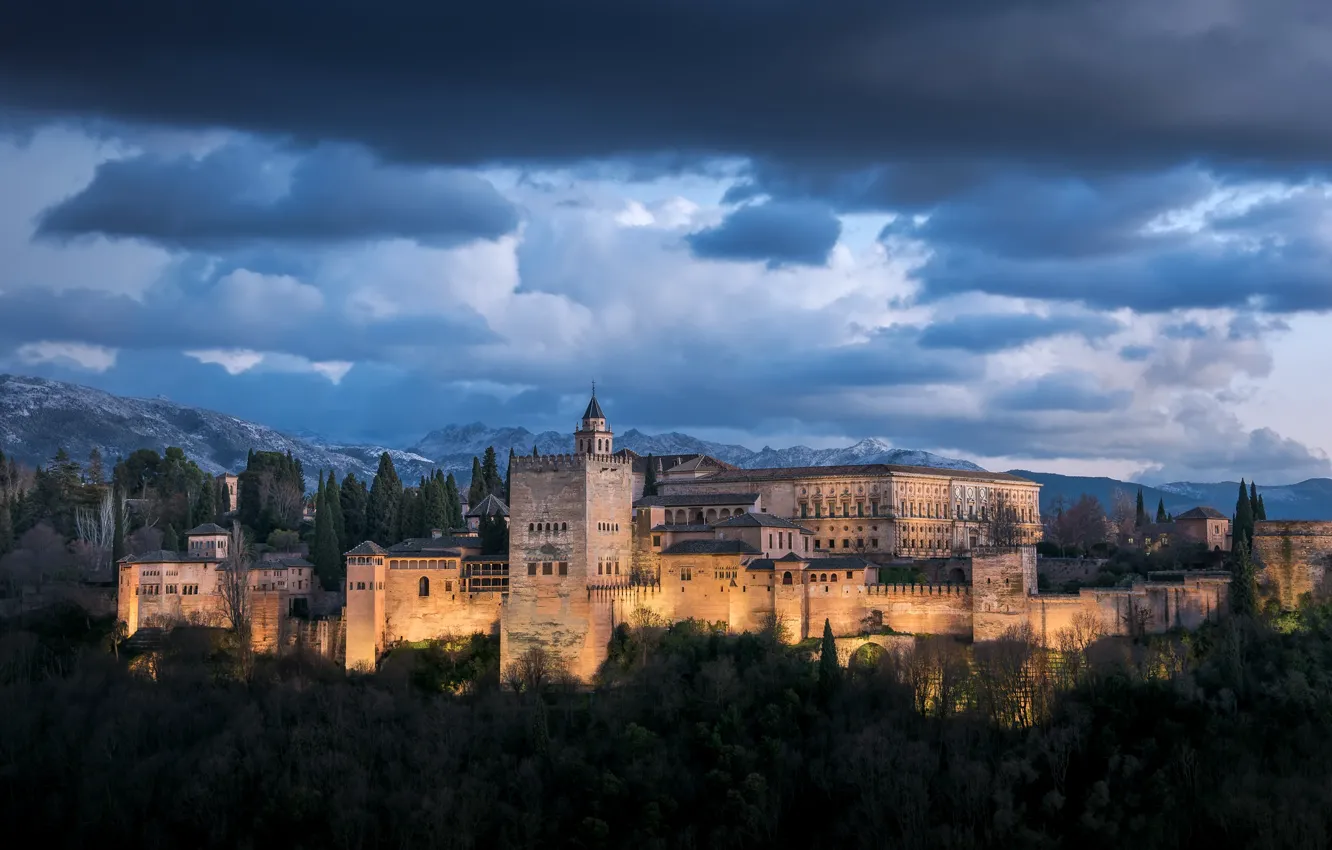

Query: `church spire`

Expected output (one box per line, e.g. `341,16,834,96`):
575,384,612,455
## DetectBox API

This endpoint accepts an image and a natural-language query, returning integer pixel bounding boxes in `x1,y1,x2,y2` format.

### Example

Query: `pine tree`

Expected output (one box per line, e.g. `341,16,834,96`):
1250,481,1259,514
468,457,487,506
162,523,179,552
1235,479,1254,549
444,473,464,530
367,453,403,546
1231,539,1257,617
531,445,539,457
643,455,659,498
313,485,342,585
1257,494,1267,521
112,480,125,563
1156,497,1168,523
1135,488,1146,528
818,618,840,693
86,447,104,486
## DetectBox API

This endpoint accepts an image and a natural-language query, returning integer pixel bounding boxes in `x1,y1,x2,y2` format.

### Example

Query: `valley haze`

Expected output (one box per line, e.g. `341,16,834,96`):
4,373,1329,519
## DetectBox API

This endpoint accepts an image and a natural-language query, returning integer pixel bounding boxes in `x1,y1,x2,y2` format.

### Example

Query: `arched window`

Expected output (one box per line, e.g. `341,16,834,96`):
831,573,838,582
562,522,568,531
418,576,430,597
820,573,828,582
529,523,534,531
783,571,793,585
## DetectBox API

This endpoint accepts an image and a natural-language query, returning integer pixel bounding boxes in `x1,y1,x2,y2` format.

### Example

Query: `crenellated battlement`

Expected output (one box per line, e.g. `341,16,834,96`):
511,453,634,474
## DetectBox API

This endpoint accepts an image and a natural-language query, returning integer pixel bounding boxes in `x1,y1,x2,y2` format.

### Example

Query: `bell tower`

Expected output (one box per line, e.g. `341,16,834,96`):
574,384,613,455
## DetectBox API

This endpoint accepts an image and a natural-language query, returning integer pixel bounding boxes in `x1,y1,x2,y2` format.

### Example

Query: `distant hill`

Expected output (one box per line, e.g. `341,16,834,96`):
1011,470,1332,521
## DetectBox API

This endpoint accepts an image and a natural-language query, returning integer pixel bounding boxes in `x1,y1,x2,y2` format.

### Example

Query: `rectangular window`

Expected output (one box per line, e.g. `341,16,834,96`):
814,539,821,550
856,539,863,548
871,501,878,516
357,582,365,590
842,539,849,549
769,533,773,548
846,571,853,579
527,562,537,575
558,562,568,576
542,562,553,575
652,535,661,546
801,504,808,518
680,567,693,581
857,504,863,517
870,538,878,548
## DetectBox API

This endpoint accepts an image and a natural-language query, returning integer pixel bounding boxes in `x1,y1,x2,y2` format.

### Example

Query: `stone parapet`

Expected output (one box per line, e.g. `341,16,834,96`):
1252,520,1332,609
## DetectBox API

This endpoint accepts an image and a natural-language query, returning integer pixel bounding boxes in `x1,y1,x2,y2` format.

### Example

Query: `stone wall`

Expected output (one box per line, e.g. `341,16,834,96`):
971,548,1035,641
1252,521,1332,609
1037,557,1105,586
384,570,502,642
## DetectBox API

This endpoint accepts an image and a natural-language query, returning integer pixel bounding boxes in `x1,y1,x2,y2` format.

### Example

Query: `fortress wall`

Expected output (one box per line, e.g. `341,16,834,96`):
1252,521,1332,609
806,583,972,638
972,548,1036,641
250,591,284,653
383,570,501,642
1037,557,1105,586
730,573,780,634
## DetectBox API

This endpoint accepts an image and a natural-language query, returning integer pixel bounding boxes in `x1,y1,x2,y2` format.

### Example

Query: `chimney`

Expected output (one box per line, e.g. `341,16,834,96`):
430,528,443,539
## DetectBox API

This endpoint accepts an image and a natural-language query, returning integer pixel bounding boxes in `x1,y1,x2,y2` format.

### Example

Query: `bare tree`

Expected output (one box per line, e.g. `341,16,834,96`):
218,522,253,641
74,488,117,578
1110,487,1136,543
985,490,1023,548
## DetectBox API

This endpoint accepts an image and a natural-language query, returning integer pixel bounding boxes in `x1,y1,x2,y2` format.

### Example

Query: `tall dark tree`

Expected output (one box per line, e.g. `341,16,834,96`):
479,514,509,556
313,485,342,586
531,445,539,457
444,473,464,530
422,472,448,534
1156,497,1168,523
86,447,105,486
1230,540,1258,617
467,457,487,507
1250,481,1259,514
643,455,659,498
340,473,368,544
399,486,423,541
818,618,840,694
1235,479,1254,549
162,523,179,553
1134,488,1146,528
193,475,217,528
1257,493,1268,521
0,451,13,557
111,480,125,563
505,448,516,503
367,452,403,546
481,447,503,499
324,470,346,550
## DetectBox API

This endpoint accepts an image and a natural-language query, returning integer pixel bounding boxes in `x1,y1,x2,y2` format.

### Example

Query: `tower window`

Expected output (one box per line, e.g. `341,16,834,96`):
559,562,568,576
527,562,537,575
419,576,430,597
542,562,553,575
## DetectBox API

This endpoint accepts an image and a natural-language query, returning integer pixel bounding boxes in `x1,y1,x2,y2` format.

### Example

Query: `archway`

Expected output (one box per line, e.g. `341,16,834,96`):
782,571,793,585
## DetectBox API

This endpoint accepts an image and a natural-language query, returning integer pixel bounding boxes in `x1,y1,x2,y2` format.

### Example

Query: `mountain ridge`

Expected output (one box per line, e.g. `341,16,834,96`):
4,374,1332,518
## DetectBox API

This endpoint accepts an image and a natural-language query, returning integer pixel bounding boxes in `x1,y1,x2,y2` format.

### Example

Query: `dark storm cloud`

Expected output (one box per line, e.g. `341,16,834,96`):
36,143,518,250
0,287,495,363
5,0,1332,180
686,201,842,268
917,312,1122,353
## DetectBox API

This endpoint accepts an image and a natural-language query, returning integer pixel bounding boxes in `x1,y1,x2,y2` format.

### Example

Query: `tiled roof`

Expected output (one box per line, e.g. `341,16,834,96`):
582,393,606,421
711,512,812,531
465,493,510,518
257,556,315,569
185,522,229,536
746,552,812,571
345,541,388,556
806,555,877,572
678,464,1034,484
659,539,763,556
1175,506,1228,520
633,492,759,507
387,535,481,554
120,549,218,564
615,450,740,474
649,524,714,533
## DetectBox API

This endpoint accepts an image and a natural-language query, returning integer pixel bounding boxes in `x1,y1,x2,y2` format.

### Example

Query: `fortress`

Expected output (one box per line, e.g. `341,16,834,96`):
342,394,1232,678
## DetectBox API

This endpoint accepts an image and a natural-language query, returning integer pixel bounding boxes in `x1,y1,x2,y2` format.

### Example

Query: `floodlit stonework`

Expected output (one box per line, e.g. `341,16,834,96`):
340,393,1233,678
1252,520,1332,609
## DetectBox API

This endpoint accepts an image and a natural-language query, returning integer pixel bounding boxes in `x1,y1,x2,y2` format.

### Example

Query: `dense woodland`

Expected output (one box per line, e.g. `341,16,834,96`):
1,582,1331,849
0,444,516,597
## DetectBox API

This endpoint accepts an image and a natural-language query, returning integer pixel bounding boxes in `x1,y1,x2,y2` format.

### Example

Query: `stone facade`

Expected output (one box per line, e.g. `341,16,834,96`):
1252,520,1332,609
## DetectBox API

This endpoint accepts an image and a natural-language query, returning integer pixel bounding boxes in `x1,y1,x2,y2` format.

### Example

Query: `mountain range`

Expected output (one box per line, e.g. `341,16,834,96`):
3,373,1331,519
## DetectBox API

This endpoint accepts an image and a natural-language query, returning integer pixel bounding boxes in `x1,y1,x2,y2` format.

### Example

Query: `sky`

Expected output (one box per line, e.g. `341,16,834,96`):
2,0,1332,484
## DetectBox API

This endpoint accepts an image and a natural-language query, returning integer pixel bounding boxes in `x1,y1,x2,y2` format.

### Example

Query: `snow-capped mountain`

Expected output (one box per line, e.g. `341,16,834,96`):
0,374,438,486
1,374,984,492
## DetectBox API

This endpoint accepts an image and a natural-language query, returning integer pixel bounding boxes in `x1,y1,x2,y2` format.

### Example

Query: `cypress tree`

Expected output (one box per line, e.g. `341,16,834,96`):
313,485,342,584
112,480,125,563
1156,497,1168,523
1257,493,1267,521
643,455,659,498
162,523,179,553
325,470,346,550
505,448,516,503
481,447,503,498
194,474,217,527
468,457,487,506
532,445,539,457
818,618,840,693
1231,540,1257,617
445,473,464,530
1134,488,1146,528
1235,479,1254,548
340,473,368,544
1250,481,1259,514
367,452,403,546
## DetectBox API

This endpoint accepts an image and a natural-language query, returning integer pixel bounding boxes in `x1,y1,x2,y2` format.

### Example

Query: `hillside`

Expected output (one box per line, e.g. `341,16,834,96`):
1010,470,1332,521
